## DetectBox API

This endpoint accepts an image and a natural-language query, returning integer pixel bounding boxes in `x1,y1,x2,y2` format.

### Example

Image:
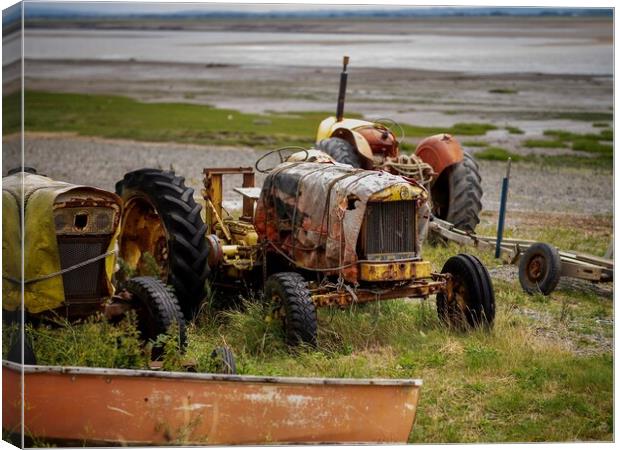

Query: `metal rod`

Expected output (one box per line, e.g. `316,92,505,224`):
336,56,349,122
495,158,512,258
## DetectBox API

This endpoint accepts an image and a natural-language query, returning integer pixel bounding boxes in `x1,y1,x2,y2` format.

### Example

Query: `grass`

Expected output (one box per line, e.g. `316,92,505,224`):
476,147,522,162
3,91,498,148
5,213,612,444
523,139,567,149
462,141,489,147
506,126,524,135
475,133,612,170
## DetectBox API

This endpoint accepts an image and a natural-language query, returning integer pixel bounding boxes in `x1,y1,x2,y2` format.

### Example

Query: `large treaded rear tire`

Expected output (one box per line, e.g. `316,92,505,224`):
436,254,495,330
432,152,483,232
123,276,187,359
265,272,318,347
116,169,209,319
316,137,363,168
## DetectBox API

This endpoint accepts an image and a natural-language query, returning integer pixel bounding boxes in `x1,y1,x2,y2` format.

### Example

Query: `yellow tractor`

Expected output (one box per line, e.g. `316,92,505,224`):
3,168,235,372
315,57,483,233
116,150,495,347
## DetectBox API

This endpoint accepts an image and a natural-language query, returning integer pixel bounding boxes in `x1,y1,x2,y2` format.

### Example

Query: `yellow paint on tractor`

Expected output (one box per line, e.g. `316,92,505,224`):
359,260,432,282
369,183,426,203
316,117,372,142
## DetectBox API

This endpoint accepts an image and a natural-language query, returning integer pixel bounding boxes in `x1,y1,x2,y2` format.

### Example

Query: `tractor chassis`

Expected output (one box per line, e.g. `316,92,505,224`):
310,274,449,308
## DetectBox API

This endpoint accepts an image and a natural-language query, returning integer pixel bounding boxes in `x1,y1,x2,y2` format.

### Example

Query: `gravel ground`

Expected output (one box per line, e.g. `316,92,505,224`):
3,133,613,216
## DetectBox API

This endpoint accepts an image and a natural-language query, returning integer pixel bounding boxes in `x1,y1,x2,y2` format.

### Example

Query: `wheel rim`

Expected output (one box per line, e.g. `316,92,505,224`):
270,293,287,325
526,254,546,284
120,196,170,279
448,275,470,326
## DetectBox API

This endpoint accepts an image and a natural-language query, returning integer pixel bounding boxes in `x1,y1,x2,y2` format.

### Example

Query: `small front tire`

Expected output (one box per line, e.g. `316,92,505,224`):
123,276,187,359
264,272,318,347
437,254,495,330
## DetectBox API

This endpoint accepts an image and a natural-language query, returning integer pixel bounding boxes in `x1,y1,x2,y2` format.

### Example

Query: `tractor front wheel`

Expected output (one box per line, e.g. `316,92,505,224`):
436,254,495,330
265,272,318,347
123,276,187,359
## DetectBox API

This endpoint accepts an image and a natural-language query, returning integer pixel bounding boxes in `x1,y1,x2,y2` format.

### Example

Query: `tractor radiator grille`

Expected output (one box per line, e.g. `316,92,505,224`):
361,200,417,256
57,236,110,302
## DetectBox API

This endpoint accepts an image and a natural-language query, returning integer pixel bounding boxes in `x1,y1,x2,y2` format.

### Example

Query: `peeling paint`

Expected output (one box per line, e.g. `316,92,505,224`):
106,405,133,416
174,403,212,412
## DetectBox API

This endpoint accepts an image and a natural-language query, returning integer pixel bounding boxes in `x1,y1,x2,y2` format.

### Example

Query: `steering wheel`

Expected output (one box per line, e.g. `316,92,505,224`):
255,147,310,173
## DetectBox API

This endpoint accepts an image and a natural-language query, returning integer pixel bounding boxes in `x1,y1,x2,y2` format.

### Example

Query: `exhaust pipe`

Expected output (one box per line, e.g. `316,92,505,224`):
336,56,349,122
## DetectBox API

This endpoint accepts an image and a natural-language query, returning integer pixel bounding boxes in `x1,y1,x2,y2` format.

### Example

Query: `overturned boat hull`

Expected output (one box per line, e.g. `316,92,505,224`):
3,361,421,445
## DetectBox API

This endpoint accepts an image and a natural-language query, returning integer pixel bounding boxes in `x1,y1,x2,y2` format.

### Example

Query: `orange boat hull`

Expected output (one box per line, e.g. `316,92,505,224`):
3,362,421,445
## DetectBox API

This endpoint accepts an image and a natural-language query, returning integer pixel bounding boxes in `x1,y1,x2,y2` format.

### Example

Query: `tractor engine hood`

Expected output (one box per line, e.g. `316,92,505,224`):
254,162,427,282
2,172,122,314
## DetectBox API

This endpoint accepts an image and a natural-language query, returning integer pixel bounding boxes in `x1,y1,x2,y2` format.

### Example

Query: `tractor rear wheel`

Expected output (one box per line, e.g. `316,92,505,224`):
316,137,363,168
264,272,318,347
518,242,562,295
123,276,187,359
431,152,482,232
116,169,209,319
436,254,495,330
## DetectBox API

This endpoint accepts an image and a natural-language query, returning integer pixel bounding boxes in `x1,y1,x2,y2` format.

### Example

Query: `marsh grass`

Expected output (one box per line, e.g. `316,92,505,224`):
10,228,612,443
4,91,497,148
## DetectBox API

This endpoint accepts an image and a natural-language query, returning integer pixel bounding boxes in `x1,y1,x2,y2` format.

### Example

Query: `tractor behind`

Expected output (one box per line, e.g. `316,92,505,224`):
315,57,483,233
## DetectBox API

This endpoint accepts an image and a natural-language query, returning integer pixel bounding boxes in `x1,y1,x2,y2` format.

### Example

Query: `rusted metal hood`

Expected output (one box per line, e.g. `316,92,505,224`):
254,161,426,281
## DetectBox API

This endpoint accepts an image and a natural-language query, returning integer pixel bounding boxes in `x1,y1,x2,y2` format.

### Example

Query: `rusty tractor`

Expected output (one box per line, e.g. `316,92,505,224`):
315,57,483,233
2,168,234,371
115,150,495,347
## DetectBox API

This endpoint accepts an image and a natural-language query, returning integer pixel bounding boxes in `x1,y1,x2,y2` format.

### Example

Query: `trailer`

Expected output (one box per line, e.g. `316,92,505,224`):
429,217,613,295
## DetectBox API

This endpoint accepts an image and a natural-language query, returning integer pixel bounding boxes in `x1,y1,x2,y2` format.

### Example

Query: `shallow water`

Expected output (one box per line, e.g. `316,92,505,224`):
13,28,613,75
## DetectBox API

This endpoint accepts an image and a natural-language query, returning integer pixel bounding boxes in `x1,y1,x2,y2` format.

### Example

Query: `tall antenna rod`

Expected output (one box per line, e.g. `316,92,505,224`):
336,56,350,122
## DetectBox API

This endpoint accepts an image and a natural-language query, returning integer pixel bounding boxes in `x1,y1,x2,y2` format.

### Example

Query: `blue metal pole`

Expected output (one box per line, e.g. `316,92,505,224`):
495,158,511,259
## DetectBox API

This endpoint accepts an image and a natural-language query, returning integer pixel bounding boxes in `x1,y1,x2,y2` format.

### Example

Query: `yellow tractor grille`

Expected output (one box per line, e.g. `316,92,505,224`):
57,236,109,302
361,200,417,257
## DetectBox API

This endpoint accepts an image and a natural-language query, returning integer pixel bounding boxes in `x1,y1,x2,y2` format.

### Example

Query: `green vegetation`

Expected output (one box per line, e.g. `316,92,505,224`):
489,88,518,94
541,128,613,159
475,146,611,169
476,147,522,162
523,139,567,149
592,122,610,128
5,213,612,443
506,126,524,135
462,141,489,147
3,91,497,148
478,127,614,169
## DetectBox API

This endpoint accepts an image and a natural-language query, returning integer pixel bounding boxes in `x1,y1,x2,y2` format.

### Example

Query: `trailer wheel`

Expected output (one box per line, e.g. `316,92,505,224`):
116,169,210,319
431,152,482,232
265,272,317,347
518,243,562,295
123,276,187,359
316,137,363,168
211,346,237,374
437,254,495,330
